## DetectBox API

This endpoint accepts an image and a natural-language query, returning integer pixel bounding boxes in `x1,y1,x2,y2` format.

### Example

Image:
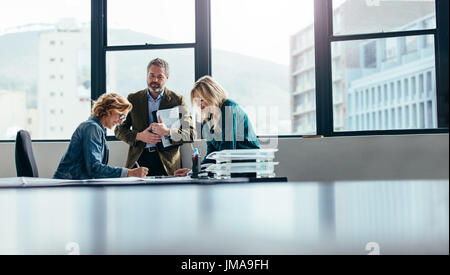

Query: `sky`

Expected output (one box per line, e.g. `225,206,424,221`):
211,0,315,65
0,0,91,29
0,0,315,66
0,0,435,65
109,0,316,65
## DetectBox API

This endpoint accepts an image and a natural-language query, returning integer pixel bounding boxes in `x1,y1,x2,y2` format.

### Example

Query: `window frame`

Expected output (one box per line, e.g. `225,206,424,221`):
92,0,211,100
314,0,448,137
92,0,211,141
0,0,447,142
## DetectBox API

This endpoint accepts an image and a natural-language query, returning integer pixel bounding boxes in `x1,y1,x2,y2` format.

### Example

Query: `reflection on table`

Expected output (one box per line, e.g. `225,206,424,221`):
0,180,448,254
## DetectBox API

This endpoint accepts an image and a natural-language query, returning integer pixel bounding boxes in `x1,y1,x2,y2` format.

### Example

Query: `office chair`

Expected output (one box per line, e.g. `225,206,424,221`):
15,130,39,177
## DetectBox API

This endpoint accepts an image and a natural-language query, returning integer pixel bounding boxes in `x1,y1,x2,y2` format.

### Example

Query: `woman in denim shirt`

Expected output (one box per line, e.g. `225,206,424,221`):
53,93,148,179
174,76,260,176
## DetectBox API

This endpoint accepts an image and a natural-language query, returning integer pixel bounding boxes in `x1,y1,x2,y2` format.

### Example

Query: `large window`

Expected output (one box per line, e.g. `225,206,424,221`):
107,0,195,46
333,0,436,35
336,35,437,131
211,0,315,135
106,49,194,100
1,0,447,141
0,0,91,140
326,0,446,134
105,0,196,100
95,0,198,137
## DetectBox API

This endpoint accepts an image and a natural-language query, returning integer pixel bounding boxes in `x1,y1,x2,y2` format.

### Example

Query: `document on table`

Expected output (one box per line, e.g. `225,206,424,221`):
144,176,192,183
0,176,253,188
0,177,78,188
0,177,147,188
0,176,203,188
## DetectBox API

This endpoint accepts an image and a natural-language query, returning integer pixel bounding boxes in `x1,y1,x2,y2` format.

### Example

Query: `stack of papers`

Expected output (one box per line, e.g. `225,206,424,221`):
205,149,279,179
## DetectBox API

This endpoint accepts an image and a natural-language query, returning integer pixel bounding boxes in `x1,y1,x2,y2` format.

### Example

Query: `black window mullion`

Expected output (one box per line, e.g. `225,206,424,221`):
331,29,437,42
314,0,333,137
195,0,211,81
325,0,448,135
436,0,449,128
105,43,196,52
91,0,107,101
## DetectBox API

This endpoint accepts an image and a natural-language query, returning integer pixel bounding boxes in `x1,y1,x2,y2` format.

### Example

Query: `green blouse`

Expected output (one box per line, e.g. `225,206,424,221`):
201,99,260,163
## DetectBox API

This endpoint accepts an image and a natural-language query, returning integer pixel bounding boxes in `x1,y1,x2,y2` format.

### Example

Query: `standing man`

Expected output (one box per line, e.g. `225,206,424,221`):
115,58,195,176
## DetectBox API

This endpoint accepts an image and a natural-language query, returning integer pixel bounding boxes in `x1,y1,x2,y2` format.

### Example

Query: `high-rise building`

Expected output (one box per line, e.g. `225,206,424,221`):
346,14,436,131
290,25,316,134
290,0,435,134
37,19,91,139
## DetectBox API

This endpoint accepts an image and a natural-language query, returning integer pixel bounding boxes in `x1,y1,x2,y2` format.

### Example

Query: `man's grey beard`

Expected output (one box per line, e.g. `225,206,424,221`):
149,85,165,93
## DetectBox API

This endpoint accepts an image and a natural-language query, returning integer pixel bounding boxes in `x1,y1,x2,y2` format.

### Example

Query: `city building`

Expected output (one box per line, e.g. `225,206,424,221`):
37,19,91,139
346,14,437,131
290,0,435,134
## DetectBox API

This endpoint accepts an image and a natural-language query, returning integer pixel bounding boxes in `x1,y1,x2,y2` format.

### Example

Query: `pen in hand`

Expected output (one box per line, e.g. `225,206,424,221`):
135,161,140,168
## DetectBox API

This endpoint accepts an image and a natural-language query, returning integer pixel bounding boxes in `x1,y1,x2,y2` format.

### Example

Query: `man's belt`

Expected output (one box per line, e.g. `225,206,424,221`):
144,147,157,153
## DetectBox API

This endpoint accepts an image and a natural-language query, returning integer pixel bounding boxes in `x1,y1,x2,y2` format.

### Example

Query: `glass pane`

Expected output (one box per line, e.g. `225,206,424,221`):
334,35,437,131
0,0,91,140
107,0,195,46
212,0,315,136
106,49,195,135
333,0,436,35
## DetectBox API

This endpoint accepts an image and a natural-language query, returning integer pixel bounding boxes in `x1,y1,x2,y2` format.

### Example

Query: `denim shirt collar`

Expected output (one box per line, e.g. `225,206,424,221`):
147,88,165,102
89,115,107,134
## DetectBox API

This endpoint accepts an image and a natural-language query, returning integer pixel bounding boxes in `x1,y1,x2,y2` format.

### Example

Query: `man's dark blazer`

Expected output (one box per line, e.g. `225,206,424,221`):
115,89,195,175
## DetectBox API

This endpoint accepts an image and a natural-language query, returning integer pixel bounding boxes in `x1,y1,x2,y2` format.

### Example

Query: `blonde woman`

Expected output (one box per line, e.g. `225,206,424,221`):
53,93,148,179
175,76,260,176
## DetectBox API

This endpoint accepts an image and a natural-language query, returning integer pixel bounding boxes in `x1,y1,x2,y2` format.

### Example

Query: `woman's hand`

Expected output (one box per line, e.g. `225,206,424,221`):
127,167,149,178
174,168,191,177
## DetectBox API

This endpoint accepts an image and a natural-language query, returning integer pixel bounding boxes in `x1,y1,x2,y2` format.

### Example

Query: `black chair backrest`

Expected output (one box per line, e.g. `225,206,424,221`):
15,130,39,177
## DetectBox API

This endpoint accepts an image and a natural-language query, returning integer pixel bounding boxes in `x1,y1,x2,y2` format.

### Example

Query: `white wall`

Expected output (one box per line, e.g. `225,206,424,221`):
273,134,449,181
0,134,448,181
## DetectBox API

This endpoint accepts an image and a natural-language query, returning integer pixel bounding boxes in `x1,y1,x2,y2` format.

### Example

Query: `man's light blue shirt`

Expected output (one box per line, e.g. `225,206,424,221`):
145,88,165,148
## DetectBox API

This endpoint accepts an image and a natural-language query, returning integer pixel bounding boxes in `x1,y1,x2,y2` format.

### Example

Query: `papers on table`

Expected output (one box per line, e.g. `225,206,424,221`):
0,176,209,188
145,176,191,182
0,176,256,188
0,177,147,188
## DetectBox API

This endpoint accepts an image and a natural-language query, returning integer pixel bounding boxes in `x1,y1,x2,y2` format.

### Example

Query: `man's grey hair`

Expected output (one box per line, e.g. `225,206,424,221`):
147,58,170,76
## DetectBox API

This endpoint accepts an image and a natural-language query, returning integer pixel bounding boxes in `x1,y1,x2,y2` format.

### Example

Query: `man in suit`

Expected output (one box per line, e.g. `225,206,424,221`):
115,58,195,176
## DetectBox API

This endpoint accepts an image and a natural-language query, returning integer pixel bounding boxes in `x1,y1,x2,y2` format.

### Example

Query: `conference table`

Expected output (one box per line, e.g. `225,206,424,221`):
0,177,448,255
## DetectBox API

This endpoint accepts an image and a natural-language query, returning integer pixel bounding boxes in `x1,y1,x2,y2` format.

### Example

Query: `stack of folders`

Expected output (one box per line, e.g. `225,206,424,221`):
205,149,279,179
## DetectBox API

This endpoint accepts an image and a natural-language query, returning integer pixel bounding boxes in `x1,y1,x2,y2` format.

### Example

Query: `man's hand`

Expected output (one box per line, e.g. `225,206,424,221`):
136,126,162,144
150,115,170,136
127,167,149,178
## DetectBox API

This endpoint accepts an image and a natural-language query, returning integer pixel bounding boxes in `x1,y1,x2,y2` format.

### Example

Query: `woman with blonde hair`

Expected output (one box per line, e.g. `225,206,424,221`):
175,76,260,176
53,93,148,179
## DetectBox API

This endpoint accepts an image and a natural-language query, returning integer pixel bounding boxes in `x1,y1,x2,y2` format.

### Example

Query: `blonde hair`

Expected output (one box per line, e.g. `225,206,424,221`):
92,93,132,119
191,76,228,132
191,76,227,108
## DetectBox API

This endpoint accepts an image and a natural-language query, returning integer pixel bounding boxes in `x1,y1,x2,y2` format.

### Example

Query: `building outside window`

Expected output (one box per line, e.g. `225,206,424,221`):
332,0,438,132
0,0,91,140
